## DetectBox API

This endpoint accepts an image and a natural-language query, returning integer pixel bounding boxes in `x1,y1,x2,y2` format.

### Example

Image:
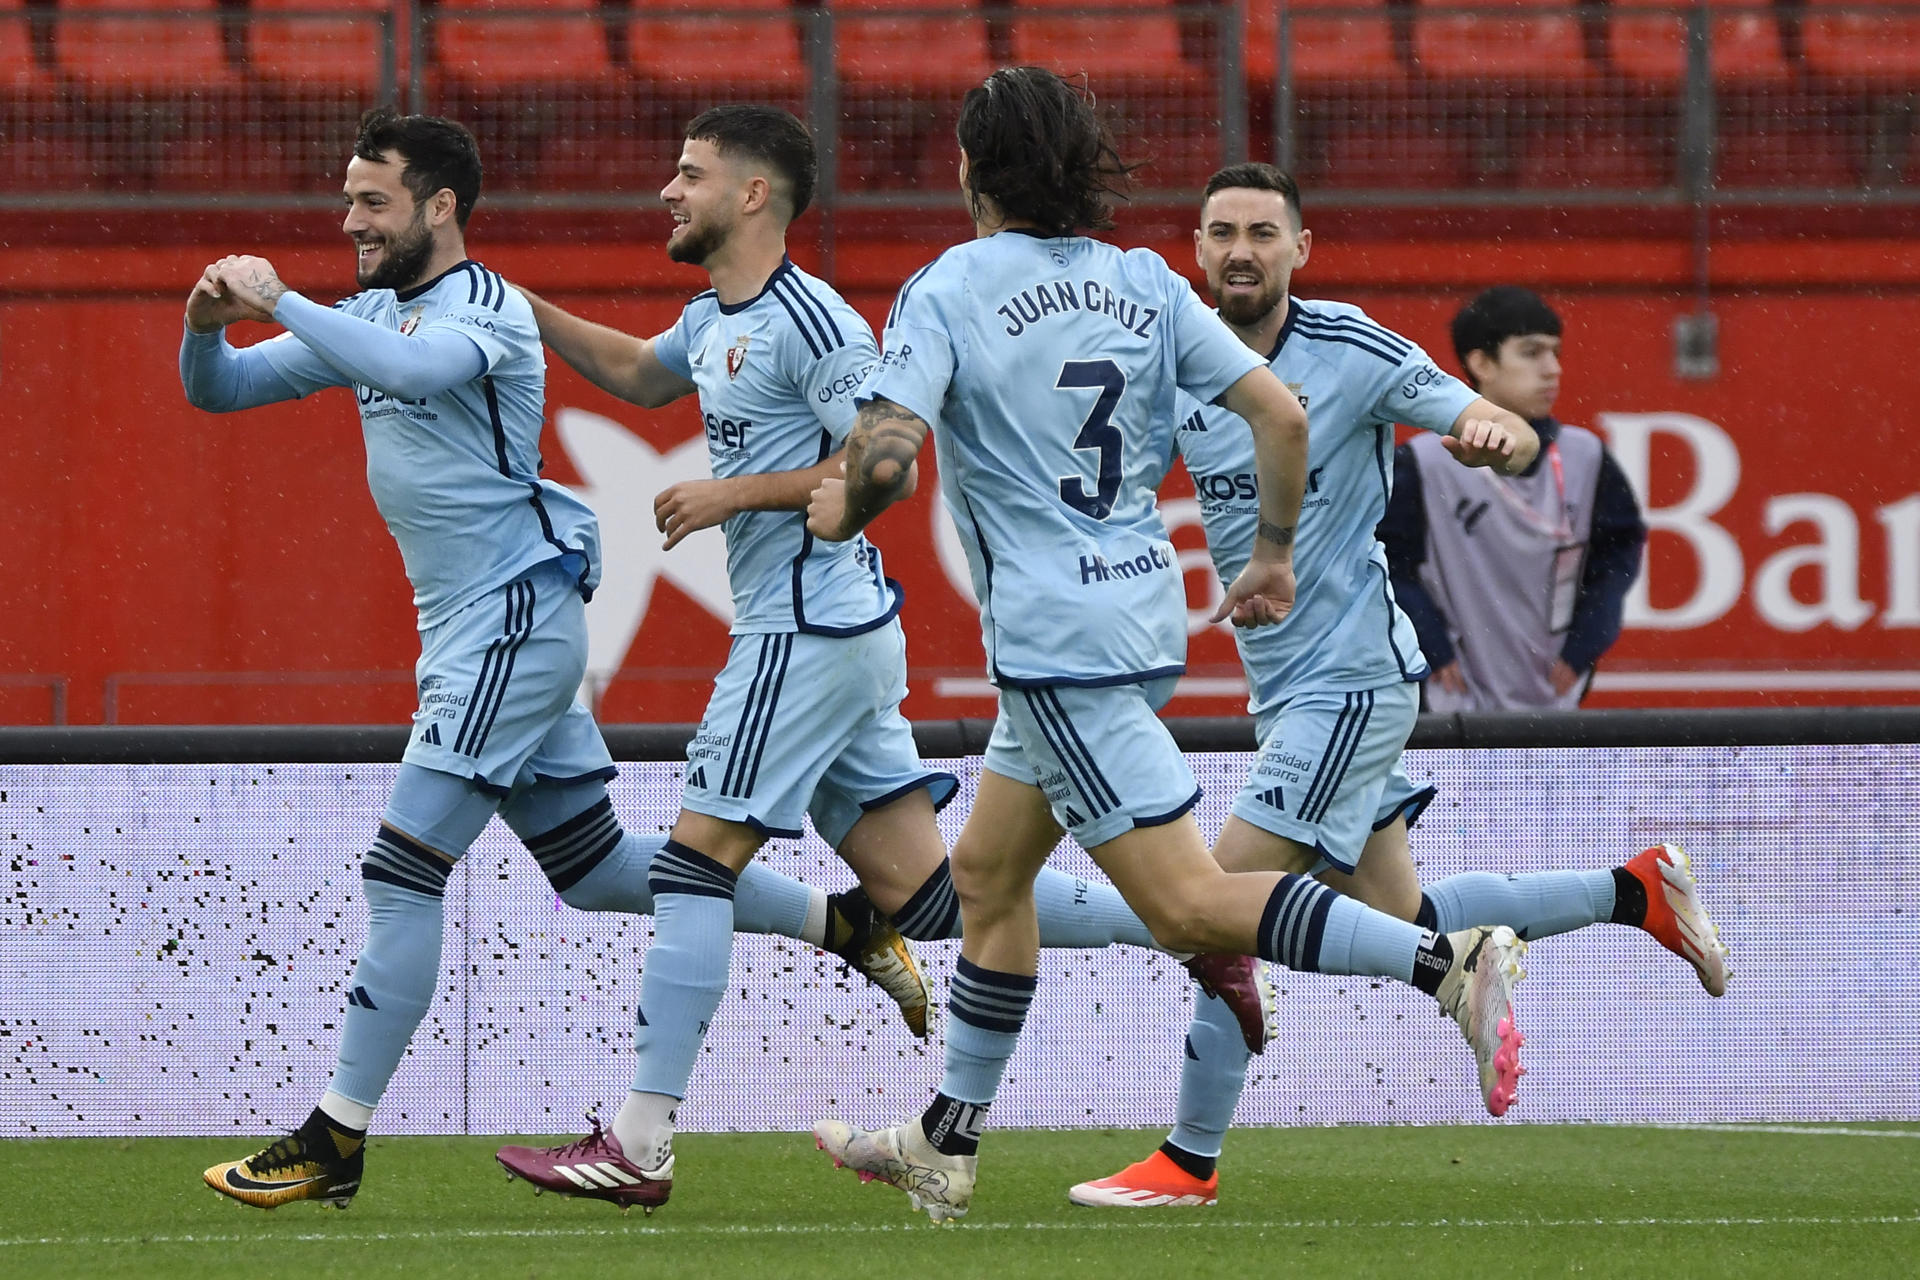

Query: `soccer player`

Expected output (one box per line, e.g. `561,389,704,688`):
810,68,1536,1223
178,108,925,1210
1068,164,1730,1209
490,105,1270,1213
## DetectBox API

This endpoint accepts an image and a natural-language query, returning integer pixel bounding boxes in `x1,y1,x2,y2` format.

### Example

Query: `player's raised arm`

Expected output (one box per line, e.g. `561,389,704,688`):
1212,364,1309,627
1444,396,1539,474
210,253,486,402
517,286,695,410
806,396,929,542
180,261,328,413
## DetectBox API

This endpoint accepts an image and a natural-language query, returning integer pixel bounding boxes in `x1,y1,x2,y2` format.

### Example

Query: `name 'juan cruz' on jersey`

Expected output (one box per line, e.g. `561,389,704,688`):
996,279,1161,340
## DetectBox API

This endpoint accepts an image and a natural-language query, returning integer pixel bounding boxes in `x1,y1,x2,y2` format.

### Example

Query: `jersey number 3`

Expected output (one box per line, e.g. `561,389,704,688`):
1056,359,1126,520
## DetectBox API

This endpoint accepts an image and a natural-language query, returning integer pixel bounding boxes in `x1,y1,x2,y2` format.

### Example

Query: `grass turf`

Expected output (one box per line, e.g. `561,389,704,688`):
3,1124,1917,1279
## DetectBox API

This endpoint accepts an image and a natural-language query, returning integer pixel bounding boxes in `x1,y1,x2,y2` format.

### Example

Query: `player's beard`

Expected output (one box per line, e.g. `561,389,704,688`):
1214,273,1285,329
667,212,730,266
357,210,437,290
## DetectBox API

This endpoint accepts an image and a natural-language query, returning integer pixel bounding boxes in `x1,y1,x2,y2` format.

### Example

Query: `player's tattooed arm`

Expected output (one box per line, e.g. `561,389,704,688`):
807,397,930,541
211,254,290,320
1257,519,1296,551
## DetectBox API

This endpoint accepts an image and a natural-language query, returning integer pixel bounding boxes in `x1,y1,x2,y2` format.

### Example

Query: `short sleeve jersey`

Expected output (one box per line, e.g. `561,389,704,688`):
255,259,600,629
653,258,898,636
861,232,1262,687
1173,296,1478,711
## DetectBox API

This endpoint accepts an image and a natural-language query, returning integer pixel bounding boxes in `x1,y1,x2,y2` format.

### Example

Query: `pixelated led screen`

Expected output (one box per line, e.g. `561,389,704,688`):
4,745,1917,1138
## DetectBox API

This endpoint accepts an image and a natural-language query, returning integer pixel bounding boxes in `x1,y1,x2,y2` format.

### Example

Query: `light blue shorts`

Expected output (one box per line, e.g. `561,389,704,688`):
682,620,957,845
1232,680,1434,874
402,559,616,798
983,676,1199,850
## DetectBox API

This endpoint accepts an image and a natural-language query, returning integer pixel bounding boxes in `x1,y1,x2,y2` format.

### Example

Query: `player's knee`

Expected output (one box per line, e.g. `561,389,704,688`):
948,852,1024,927
1135,885,1229,954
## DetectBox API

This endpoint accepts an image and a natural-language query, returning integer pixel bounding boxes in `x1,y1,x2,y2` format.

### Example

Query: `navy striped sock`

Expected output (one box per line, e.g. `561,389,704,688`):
522,796,624,893
363,825,453,899
892,861,961,940
930,956,1036,1145
630,841,736,1099
1255,874,1335,972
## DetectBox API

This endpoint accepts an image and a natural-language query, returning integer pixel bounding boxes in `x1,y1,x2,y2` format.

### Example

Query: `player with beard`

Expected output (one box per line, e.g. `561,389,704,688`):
177,107,939,1209
492,105,1272,1214
809,72,1556,1225
1066,164,1730,1209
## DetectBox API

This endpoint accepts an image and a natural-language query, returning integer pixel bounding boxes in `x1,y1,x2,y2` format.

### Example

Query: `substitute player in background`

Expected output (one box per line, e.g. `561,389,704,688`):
178,108,925,1210
1068,164,1731,1209
492,105,1269,1214
811,68,1536,1224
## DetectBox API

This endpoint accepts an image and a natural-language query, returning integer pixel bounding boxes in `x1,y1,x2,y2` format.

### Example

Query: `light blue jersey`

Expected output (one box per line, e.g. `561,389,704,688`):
1173,296,1477,711
862,231,1262,687
251,259,600,628
654,258,898,636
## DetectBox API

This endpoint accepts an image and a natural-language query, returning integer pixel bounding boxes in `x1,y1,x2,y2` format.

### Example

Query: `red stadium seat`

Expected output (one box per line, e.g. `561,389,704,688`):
629,0,807,92
250,0,396,96
1009,0,1204,82
432,0,617,86
1803,0,1920,86
1610,0,1793,87
1247,0,1407,86
57,0,233,90
1414,0,1600,83
832,0,992,91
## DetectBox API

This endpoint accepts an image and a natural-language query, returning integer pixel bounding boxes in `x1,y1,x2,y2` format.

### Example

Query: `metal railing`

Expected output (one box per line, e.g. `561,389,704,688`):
2,3,1915,212
3,706,1918,762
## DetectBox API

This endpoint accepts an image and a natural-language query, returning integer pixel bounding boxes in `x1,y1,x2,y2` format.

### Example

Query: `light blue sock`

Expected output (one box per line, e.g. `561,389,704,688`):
629,842,736,1099
328,831,450,1107
1421,870,1616,940
1167,990,1250,1159
1034,866,1159,950
938,957,1038,1104
1258,874,1420,982
555,828,817,938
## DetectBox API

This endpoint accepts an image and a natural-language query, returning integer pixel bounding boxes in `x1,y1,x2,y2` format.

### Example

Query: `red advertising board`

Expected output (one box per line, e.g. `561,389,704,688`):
3,243,1915,724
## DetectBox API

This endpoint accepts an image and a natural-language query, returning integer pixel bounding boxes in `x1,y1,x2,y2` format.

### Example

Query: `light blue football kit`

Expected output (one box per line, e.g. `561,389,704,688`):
179,259,836,1122
1162,296,1618,1163
1174,296,1477,871
650,258,954,842
861,234,1509,1137
625,257,1170,1109
861,231,1264,848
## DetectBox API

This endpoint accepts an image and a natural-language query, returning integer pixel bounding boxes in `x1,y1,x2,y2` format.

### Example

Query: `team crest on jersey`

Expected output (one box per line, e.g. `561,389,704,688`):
1286,381,1310,410
399,305,425,336
726,335,750,379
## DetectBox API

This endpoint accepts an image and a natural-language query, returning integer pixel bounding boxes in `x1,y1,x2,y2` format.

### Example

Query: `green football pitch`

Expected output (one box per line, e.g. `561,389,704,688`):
3,1124,1916,1279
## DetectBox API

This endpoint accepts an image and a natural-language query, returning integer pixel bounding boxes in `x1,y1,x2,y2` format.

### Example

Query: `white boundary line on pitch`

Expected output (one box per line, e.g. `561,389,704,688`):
6,1215,1920,1247
1651,1123,1920,1139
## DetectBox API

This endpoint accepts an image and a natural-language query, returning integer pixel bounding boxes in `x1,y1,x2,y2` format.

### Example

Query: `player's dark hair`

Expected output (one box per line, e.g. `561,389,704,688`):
354,107,483,227
1451,286,1563,382
684,104,818,221
956,66,1137,236
1202,163,1304,233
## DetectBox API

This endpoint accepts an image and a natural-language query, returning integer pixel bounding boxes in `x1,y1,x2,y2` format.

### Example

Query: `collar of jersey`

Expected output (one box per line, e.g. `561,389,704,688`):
394,258,480,303
1262,295,1301,363
716,256,797,315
